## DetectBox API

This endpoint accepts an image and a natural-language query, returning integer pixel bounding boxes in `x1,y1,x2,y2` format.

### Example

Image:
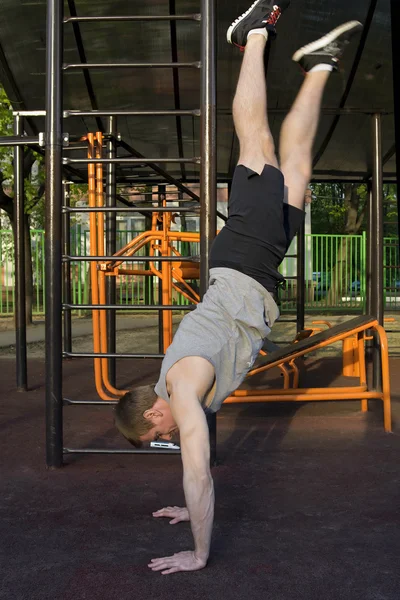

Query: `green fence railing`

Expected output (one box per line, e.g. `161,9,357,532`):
0,229,399,316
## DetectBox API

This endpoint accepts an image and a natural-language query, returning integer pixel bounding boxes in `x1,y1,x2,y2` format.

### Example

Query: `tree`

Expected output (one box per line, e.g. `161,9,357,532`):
0,84,45,323
310,182,398,304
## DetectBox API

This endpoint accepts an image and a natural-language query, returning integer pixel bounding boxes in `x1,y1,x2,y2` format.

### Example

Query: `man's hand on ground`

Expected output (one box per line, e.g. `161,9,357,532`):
152,506,189,524
148,551,207,575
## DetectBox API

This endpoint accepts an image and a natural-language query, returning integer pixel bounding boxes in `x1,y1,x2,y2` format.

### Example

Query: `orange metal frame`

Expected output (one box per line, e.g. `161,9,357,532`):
226,320,391,433
87,134,201,399
86,133,391,431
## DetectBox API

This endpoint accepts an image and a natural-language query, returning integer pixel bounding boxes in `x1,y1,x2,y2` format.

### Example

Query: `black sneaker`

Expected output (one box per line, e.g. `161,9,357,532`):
227,0,290,50
292,21,363,72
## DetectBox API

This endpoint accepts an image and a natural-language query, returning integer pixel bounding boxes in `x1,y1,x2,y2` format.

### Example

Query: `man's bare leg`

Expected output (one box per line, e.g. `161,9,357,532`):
233,34,278,175
280,20,363,210
279,70,330,210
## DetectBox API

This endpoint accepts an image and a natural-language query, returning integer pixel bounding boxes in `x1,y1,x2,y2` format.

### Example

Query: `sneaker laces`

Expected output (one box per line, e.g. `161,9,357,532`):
263,5,281,26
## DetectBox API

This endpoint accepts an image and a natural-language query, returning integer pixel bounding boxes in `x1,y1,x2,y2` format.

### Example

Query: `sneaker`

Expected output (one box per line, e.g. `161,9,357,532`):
227,0,290,50
292,21,363,72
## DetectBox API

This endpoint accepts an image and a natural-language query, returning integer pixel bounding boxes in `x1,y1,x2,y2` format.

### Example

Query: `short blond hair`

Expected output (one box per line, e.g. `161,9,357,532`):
114,385,157,448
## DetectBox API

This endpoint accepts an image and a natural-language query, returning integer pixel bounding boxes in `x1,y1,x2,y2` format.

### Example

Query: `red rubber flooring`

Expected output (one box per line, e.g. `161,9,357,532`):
1,357,400,600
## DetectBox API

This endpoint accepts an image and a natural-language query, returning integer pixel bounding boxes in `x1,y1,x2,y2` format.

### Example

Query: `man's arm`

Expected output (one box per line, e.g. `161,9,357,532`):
148,387,214,575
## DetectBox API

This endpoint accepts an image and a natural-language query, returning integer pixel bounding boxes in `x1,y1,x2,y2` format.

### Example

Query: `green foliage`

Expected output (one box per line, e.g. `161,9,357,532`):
1,84,45,227
310,182,398,237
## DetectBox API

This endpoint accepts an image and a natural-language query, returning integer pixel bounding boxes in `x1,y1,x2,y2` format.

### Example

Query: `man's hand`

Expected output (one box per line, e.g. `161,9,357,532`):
148,551,207,575
152,506,189,524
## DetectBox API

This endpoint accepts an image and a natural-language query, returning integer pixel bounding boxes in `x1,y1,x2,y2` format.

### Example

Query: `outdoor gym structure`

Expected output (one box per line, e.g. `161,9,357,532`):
0,0,399,468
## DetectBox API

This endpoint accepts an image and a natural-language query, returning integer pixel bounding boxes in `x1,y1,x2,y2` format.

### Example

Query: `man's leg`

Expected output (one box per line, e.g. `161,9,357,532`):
280,21,363,210
279,70,330,210
233,34,278,175
227,1,290,174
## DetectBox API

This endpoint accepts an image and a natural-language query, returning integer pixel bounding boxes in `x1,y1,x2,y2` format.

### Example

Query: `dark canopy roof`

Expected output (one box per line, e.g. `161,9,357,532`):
0,0,395,183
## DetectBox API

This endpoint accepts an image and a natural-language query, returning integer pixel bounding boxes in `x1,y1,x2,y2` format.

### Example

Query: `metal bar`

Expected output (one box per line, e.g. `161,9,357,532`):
63,304,195,312
64,448,180,455
200,0,217,467
64,109,200,117
64,14,201,23
63,62,201,70
63,304,194,310
63,157,200,165
64,398,118,405
66,0,103,131
106,117,117,386
63,256,198,262
158,186,165,354
45,0,64,469
13,107,391,118
63,352,165,359
13,115,27,391
63,206,200,213
0,136,40,147
371,114,384,389
121,140,201,196
391,0,400,244
62,181,72,355
169,0,186,180
371,114,384,325
296,223,305,331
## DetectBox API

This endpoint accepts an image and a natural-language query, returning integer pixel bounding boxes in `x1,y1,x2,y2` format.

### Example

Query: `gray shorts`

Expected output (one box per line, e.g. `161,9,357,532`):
154,268,279,412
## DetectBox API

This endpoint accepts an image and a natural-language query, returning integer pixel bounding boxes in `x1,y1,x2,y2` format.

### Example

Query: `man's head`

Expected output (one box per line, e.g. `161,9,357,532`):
114,385,178,448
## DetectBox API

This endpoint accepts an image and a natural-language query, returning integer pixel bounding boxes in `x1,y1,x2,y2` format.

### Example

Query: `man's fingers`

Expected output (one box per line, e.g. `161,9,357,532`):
162,568,179,575
169,518,180,524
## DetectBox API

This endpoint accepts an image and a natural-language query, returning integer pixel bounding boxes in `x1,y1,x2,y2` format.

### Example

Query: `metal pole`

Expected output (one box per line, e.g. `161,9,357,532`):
390,0,400,244
366,181,373,317
296,223,305,332
13,115,27,391
106,116,117,386
45,0,64,468
200,0,217,466
371,114,384,389
62,181,72,355
371,114,384,325
158,185,166,354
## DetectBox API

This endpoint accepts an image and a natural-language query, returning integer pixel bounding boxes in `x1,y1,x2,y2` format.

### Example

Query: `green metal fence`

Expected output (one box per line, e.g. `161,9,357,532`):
0,229,399,316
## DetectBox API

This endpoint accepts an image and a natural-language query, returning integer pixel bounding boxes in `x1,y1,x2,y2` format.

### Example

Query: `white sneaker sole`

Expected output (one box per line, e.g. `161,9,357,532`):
292,20,363,62
227,0,269,44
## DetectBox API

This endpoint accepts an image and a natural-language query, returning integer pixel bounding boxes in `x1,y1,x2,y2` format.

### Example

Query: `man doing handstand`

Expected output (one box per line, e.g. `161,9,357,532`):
115,0,362,574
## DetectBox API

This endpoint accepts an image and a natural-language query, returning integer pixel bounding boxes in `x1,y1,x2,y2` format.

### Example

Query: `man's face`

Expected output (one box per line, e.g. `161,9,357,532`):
139,400,179,444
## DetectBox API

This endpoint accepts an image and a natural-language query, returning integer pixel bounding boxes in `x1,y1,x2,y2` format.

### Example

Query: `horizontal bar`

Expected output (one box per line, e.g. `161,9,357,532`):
64,109,200,117
63,157,201,165
64,398,117,405
63,304,195,311
0,136,40,147
62,255,199,262
63,206,199,213
63,447,180,455
64,14,201,23
63,352,165,358
13,107,393,118
63,62,201,70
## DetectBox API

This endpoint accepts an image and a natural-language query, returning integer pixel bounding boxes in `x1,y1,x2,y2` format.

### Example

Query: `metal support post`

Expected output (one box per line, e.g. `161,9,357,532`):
296,223,305,332
45,0,64,468
390,0,400,244
371,114,384,389
62,181,72,355
106,116,117,386
200,0,217,466
158,185,166,354
13,115,27,391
